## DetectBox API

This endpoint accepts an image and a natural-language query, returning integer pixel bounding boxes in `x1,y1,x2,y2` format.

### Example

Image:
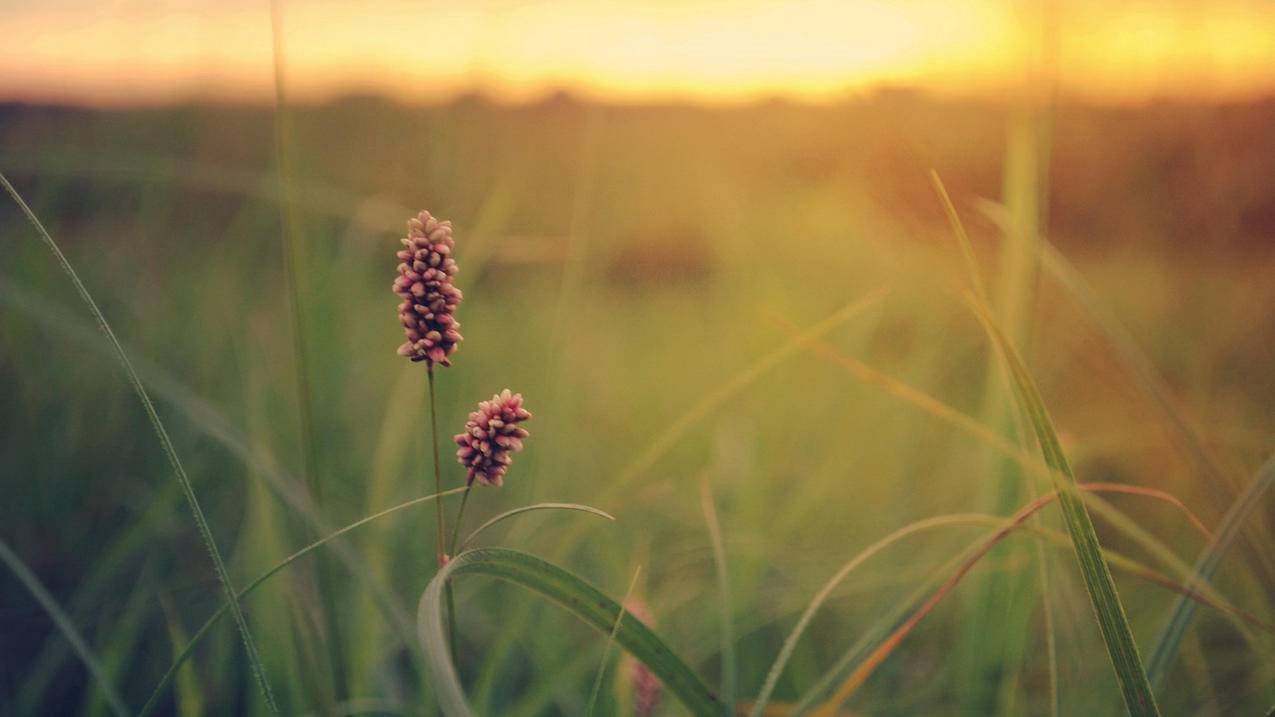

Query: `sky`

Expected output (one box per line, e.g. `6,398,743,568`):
1,0,1273,106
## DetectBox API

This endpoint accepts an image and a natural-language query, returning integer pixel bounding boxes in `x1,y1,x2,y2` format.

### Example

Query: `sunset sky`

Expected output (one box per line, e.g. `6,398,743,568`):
2,0,1273,106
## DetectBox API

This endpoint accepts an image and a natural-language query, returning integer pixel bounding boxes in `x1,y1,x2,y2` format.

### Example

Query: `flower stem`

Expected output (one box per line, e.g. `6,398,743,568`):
427,366,446,565
428,366,460,659
445,487,473,660
448,485,473,557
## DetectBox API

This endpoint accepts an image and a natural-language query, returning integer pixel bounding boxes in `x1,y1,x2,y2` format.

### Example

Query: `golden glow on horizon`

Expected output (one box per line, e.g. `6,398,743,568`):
1,1,1273,105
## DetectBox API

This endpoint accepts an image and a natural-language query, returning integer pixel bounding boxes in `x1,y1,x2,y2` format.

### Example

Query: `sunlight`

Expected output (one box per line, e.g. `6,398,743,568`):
0,1,1271,105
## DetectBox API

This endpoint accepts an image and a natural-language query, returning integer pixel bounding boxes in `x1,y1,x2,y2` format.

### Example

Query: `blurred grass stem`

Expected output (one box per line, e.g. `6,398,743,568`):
0,171,279,714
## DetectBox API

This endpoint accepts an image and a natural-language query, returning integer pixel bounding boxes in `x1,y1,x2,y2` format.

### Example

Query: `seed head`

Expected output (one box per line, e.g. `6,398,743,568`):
454,390,531,486
393,210,463,366
623,600,662,716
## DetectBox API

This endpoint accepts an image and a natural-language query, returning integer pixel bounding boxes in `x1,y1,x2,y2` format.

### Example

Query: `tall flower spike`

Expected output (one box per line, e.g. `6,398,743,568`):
393,210,463,366
454,390,531,487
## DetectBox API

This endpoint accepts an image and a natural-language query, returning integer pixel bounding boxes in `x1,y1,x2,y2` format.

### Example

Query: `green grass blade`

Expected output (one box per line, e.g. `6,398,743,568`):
700,478,736,715
137,486,466,717
0,171,279,715
417,548,723,717
460,503,615,551
750,513,1008,717
790,536,990,716
0,537,130,717
966,296,1159,716
0,280,422,667
1147,453,1275,687
929,169,989,303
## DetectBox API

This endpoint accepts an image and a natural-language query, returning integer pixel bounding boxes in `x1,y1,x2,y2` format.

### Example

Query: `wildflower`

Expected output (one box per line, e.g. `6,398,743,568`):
454,390,531,486
623,600,662,716
393,210,463,366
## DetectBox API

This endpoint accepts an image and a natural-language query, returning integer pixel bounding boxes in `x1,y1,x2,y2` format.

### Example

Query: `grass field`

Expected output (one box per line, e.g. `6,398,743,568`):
2,93,1275,715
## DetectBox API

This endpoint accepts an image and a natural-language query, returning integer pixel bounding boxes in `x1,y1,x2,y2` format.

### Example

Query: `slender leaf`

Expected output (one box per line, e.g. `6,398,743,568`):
0,171,279,714
1147,453,1275,687
751,514,998,717
772,483,1211,716
965,296,1159,716
460,503,615,551
0,280,423,675
418,548,722,717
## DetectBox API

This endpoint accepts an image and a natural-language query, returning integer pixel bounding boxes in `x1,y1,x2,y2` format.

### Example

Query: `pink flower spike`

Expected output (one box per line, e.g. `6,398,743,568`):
393,210,463,367
454,390,532,487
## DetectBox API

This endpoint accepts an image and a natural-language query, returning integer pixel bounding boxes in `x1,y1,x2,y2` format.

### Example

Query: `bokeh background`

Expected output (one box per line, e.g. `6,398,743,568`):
2,1,1274,715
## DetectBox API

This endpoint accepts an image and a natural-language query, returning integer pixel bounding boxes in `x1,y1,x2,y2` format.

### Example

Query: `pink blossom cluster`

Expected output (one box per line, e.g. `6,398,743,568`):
454,389,532,486
393,210,462,366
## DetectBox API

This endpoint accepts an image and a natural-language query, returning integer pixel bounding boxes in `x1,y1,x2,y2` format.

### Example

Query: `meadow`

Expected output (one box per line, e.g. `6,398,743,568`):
2,92,1274,715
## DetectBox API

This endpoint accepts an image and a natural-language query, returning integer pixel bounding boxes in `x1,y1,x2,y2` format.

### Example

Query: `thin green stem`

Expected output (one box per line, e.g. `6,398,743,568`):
268,0,346,703
427,366,447,563
0,171,279,714
449,485,474,557
427,365,458,661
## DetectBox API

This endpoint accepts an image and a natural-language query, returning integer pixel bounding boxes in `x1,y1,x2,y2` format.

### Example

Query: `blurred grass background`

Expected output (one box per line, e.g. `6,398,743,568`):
2,92,1275,714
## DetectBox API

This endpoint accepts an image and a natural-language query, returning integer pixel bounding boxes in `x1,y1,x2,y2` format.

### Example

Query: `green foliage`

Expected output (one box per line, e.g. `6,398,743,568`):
418,548,723,717
968,299,1160,716
4,99,1273,715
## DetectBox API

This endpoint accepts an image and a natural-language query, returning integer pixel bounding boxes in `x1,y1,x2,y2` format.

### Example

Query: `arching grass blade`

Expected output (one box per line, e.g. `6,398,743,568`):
0,171,279,715
418,548,722,717
964,296,1159,716
1147,453,1275,687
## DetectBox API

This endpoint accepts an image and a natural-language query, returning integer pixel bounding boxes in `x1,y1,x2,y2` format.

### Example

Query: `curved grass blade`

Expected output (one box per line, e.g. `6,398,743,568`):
983,203,1272,564
809,493,1072,716
805,503,1267,717
460,503,615,551
0,280,423,667
750,513,999,717
929,169,989,303
0,537,130,717
0,171,279,714
752,482,1211,717
700,478,736,715
137,486,467,717
1147,453,1275,687
417,548,722,717
962,296,1158,717
933,164,1050,717
790,538,988,715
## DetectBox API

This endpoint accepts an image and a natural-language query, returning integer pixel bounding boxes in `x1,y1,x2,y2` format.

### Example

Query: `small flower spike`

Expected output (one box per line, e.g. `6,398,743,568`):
454,390,532,487
393,210,463,366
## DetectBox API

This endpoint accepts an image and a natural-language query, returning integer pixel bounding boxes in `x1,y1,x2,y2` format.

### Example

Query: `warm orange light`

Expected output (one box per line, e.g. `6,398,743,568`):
1,1,1272,105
